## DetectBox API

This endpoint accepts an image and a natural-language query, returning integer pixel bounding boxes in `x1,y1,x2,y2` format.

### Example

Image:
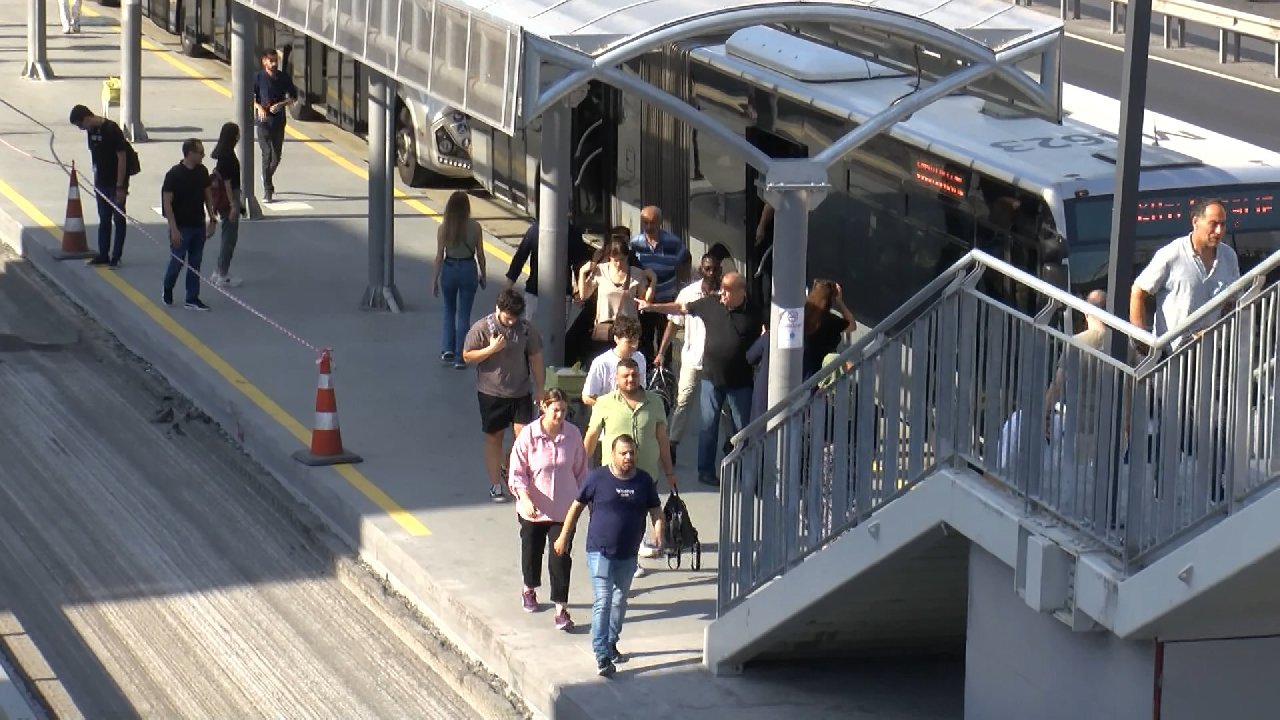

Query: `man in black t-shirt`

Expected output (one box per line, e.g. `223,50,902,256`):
161,138,218,311
70,104,129,266
639,271,762,486
253,49,298,202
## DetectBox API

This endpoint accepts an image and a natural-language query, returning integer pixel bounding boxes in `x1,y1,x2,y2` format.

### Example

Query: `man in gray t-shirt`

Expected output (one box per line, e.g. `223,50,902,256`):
463,289,545,502
1131,200,1240,350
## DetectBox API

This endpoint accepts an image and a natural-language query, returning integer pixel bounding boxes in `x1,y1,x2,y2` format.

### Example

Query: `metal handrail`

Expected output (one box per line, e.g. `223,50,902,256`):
718,245,1280,612
729,248,1156,447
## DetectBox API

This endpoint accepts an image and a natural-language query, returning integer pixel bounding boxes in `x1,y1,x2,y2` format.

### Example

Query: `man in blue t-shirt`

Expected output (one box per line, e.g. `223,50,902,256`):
631,205,690,362
252,49,297,202
555,434,663,677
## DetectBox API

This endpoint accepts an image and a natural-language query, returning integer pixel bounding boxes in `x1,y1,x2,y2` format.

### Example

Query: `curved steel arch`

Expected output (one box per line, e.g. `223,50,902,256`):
521,2,1061,126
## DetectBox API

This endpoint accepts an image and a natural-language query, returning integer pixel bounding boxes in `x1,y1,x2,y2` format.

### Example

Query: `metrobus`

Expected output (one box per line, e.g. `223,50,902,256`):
464,25,1280,324
128,0,473,185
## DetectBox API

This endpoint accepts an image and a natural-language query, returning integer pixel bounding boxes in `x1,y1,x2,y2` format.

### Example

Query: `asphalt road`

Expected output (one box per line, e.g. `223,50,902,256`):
1060,30,1280,151
0,252,494,719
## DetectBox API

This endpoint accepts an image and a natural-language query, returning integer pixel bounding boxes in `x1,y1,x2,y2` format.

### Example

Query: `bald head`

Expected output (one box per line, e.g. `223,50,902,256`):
640,206,664,241
719,271,747,308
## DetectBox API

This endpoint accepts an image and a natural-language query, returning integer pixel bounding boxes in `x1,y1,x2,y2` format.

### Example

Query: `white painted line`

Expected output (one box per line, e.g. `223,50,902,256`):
260,201,313,211
1067,31,1280,94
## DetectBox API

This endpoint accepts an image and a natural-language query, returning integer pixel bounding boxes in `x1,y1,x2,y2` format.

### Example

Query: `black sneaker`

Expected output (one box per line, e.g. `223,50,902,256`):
184,299,211,312
87,256,110,266
610,644,627,664
440,351,455,364
108,258,121,268
597,658,616,678
161,288,173,306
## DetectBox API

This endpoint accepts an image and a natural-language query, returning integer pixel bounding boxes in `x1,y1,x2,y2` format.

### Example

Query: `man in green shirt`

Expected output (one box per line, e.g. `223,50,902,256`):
584,358,677,576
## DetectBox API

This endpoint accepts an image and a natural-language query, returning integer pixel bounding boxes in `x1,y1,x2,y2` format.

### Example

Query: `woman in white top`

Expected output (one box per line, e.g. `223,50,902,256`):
577,234,654,355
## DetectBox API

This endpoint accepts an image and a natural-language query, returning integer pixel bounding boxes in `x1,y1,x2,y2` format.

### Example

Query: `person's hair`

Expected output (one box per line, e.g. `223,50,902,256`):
604,238,630,264
496,288,526,317
542,387,568,407
181,138,203,158
69,105,93,125
1192,198,1226,219
260,49,278,61
211,122,239,160
611,433,636,451
804,280,837,336
608,225,631,243
707,243,732,263
438,191,473,256
612,314,641,342
616,357,640,374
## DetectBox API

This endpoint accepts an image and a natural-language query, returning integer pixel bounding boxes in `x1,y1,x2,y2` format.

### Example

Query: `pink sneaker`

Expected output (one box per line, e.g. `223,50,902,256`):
521,588,538,613
554,608,573,631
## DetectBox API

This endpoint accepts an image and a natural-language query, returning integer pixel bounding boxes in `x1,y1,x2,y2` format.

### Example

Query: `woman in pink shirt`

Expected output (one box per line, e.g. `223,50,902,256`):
508,388,588,630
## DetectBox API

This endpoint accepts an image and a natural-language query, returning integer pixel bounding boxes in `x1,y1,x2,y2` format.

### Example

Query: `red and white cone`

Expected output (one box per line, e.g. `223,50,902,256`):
293,349,363,466
55,161,95,260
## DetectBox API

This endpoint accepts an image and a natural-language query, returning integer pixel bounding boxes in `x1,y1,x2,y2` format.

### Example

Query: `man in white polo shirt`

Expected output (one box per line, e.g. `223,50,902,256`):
655,253,723,464
1131,198,1239,498
582,314,647,407
1130,199,1239,349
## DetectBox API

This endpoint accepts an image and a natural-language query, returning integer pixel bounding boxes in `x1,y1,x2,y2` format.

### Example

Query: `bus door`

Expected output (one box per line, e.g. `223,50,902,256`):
570,82,617,235
744,127,807,308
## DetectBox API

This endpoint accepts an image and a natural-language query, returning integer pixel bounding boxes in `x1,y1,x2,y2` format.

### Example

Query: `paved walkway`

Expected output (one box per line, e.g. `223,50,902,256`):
0,7,960,719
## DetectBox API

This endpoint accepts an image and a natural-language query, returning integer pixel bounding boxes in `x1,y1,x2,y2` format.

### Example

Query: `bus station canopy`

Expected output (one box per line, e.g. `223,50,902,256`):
236,0,1064,135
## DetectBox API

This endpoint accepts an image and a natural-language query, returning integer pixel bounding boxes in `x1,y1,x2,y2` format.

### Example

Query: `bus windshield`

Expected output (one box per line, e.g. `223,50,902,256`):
1063,183,1280,292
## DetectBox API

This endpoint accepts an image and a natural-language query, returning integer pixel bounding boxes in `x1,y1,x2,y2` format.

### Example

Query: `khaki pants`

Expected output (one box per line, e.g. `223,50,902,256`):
669,362,701,442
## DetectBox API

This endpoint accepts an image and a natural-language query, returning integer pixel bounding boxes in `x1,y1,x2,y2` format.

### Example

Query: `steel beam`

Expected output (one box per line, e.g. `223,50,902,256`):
536,101,570,365
22,0,53,80
120,0,147,142
231,1,261,219
361,69,403,312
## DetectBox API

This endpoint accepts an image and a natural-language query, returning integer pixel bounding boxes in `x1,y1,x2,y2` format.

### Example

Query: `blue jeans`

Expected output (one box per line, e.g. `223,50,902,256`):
698,381,751,477
163,225,206,303
440,257,479,357
586,551,637,663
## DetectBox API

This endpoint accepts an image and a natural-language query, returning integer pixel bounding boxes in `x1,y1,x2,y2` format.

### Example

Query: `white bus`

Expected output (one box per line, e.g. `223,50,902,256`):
459,25,1280,324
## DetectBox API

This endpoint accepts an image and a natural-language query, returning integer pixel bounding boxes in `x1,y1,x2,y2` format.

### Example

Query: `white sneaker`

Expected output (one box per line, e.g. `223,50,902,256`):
639,541,662,559
633,565,647,579
209,272,224,285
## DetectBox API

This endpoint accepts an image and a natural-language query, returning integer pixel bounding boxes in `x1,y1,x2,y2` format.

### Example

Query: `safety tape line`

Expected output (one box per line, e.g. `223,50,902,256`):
0,103,326,361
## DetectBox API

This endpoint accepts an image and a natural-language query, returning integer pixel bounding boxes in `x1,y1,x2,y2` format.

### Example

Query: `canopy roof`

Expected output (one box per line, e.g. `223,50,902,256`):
238,0,1063,135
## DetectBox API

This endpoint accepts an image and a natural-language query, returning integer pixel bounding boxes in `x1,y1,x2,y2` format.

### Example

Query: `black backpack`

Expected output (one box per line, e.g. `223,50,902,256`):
662,490,701,570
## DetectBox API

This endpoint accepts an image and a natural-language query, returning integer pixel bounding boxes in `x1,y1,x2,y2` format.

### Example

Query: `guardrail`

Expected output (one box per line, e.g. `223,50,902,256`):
1015,0,1280,77
718,247,1280,613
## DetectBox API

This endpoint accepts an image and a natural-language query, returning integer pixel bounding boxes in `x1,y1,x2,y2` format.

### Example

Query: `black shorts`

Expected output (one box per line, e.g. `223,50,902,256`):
477,392,534,434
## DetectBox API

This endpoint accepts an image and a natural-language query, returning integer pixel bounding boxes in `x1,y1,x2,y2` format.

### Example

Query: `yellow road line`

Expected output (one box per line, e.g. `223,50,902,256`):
0,178,430,537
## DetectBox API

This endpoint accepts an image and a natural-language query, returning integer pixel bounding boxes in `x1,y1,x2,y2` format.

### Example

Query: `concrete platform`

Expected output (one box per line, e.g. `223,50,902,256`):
0,7,961,718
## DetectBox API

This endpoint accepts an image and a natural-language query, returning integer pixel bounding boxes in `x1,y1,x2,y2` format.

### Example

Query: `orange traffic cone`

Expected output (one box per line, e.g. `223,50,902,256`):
55,161,95,260
293,349,363,466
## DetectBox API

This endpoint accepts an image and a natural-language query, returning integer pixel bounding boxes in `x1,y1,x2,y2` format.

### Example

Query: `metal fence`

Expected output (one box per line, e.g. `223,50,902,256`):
719,248,1280,613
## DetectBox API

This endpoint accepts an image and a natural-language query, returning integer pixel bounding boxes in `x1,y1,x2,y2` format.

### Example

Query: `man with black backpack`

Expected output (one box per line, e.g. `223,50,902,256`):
70,104,139,267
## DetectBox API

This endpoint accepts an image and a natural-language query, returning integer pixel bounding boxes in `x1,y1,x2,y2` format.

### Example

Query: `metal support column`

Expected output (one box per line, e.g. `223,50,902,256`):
1105,0,1151,358
360,69,403,312
536,101,570,365
120,0,147,142
230,0,261,219
22,0,53,80
764,161,828,411
1105,0,1152,559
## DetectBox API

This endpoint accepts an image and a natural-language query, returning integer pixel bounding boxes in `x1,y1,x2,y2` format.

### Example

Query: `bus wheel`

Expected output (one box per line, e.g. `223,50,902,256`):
396,107,431,187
